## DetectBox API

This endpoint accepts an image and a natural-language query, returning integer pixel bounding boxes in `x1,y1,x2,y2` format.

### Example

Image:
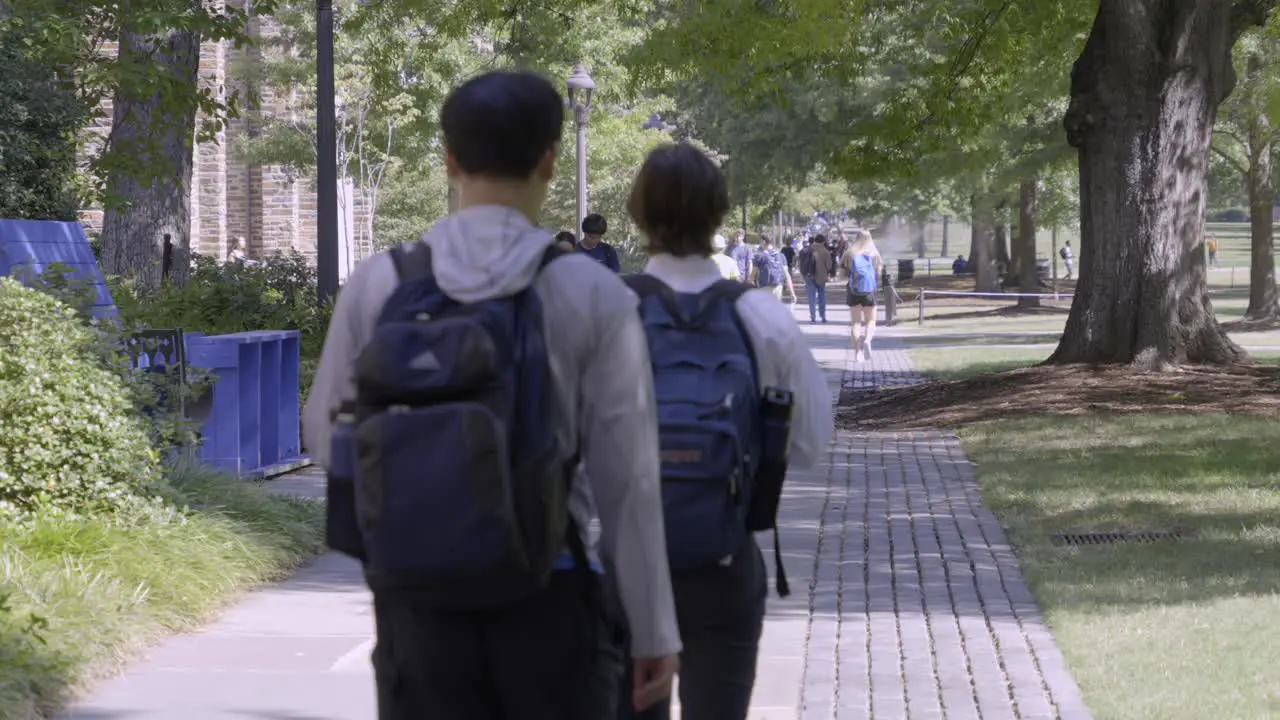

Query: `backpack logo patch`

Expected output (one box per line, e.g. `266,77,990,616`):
408,349,441,371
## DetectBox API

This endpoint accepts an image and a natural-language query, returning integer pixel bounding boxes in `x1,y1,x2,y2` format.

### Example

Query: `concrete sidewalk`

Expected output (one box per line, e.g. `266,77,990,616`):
62,304,1090,719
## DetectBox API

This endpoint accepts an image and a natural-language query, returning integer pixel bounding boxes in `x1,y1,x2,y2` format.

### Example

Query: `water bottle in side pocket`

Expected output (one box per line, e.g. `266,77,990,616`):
326,404,365,560
746,387,793,532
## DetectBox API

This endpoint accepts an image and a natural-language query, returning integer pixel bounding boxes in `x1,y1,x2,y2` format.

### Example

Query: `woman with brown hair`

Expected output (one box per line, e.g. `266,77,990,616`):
610,143,833,720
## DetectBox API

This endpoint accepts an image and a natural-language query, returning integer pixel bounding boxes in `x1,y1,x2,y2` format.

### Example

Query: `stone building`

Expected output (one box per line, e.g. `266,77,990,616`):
84,6,372,275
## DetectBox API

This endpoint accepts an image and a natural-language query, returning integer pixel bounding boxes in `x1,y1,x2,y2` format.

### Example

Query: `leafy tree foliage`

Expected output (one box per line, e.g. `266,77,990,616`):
0,28,88,220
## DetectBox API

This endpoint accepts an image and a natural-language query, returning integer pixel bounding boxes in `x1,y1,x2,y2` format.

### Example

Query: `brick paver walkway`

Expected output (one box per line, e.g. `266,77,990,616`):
63,302,1090,719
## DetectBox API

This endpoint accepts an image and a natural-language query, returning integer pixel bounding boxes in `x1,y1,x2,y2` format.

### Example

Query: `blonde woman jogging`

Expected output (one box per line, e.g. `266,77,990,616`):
840,230,883,362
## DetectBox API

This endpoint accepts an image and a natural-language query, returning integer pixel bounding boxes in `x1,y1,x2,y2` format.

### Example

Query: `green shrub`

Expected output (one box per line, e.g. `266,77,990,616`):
0,459,324,717
0,278,160,517
110,252,332,398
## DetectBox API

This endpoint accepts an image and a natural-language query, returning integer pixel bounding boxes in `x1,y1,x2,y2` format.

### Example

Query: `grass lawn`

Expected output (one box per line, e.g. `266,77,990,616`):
907,346,1048,379
962,413,1280,719
0,463,323,719
907,345,1280,381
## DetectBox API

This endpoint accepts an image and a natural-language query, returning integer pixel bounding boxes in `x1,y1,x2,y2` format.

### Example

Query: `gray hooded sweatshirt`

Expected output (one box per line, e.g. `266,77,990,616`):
303,205,680,658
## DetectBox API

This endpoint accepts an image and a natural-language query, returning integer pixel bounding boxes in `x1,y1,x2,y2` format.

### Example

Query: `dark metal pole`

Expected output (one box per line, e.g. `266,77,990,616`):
315,0,339,304
575,105,588,241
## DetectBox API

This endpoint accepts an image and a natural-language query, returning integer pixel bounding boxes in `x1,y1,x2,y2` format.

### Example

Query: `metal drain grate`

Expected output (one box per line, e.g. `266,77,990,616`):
1051,530,1194,547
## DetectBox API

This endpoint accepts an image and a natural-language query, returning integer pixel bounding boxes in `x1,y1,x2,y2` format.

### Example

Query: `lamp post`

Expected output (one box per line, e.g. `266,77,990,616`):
566,66,594,242
315,0,339,304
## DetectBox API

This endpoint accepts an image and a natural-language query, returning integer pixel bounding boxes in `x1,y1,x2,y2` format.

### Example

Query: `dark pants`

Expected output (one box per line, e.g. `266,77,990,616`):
804,278,827,322
372,570,622,720
611,537,768,720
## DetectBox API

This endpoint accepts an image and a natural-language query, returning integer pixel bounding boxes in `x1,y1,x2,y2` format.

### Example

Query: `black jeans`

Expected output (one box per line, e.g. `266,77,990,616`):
372,570,622,720
611,537,768,720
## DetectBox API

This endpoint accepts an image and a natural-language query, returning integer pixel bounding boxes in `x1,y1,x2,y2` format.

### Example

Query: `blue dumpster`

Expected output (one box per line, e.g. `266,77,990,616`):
0,219,116,318
186,330,309,478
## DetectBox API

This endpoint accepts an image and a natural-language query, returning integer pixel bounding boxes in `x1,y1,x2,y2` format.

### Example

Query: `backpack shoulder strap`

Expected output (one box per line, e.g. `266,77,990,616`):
696,279,760,380
622,273,684,323
621,272,668,299
699,278,752,310
390,241,433,282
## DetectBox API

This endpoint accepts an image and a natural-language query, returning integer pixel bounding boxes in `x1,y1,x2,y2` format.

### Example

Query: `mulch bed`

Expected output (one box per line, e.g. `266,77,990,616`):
838,362,1280,430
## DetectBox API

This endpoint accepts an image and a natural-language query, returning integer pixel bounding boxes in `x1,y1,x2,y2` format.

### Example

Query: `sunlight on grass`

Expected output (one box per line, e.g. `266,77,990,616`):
0,464,323,718
908,346,1049,379
962,414,1280,720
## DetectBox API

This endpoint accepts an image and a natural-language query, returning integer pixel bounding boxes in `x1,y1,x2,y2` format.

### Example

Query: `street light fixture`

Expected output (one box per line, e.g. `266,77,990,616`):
315,0,339,304
566,66,594,242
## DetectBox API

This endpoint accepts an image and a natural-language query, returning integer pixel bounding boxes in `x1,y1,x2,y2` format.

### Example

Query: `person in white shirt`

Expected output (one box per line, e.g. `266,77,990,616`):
612,142,834,720
710,234,741,280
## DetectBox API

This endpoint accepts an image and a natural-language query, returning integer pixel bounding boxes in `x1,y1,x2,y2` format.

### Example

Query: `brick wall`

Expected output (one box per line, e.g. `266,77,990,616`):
81,7,346,266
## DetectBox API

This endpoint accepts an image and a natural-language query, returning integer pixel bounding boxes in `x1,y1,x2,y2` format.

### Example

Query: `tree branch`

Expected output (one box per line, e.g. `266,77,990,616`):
1210,133,1249,175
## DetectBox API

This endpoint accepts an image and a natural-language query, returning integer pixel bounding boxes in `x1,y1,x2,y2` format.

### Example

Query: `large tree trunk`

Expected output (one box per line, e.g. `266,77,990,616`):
971,194,999,292
101,22,201,289
1245,55,1279,318
1054,0,1269,369
1017,176,1041,308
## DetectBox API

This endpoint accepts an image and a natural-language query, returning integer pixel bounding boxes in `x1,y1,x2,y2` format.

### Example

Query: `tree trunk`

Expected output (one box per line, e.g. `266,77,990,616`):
912,218,927,258
1245,57,1279,318
971,194,999,292
100,21,201,289
1053,0,1268,368
941,215,950,257
1018,176,1041,307
994,204,1011,271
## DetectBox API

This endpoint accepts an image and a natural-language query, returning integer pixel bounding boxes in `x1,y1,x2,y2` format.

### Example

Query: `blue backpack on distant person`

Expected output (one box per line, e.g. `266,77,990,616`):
756,250,786,287
850,253,878,294
325,240,585,610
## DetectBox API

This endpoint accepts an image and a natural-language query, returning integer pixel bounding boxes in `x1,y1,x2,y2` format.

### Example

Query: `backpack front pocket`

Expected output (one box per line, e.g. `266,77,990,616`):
355,403,525,590
658,420,747,570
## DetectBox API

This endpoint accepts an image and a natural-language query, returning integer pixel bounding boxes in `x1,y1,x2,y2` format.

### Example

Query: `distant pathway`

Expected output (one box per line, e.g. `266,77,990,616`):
63,303,1090,719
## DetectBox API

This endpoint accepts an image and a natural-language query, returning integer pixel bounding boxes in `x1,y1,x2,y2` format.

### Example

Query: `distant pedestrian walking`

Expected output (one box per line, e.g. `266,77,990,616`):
554,230,578,253
1207,234,1219,267
841,230,882,362
752,239,794,302
797,234,832,324
727,230,753,281
1059,241,1074,279
579,213,621,272
711,234,741,280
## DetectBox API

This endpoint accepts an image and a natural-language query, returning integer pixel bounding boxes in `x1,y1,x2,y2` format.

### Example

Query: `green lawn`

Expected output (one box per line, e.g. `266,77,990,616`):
906,346,1047,379
905,338,1280,379
0,463,323,719
962,414,1280,720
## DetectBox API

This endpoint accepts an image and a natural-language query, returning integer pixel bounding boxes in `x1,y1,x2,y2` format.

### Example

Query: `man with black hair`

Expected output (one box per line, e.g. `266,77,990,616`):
579,212,620,272
304,70,680,720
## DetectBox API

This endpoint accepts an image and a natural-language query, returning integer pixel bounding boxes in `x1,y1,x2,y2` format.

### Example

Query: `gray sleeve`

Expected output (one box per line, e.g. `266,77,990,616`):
301,254,395,468
579,287,682,659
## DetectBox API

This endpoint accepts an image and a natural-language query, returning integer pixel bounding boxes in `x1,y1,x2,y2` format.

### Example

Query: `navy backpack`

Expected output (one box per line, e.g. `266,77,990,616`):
326,240,583,610
624,275,761,571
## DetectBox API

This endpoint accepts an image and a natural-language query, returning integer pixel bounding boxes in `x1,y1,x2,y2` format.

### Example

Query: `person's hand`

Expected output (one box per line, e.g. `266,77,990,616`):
632,654,680,711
